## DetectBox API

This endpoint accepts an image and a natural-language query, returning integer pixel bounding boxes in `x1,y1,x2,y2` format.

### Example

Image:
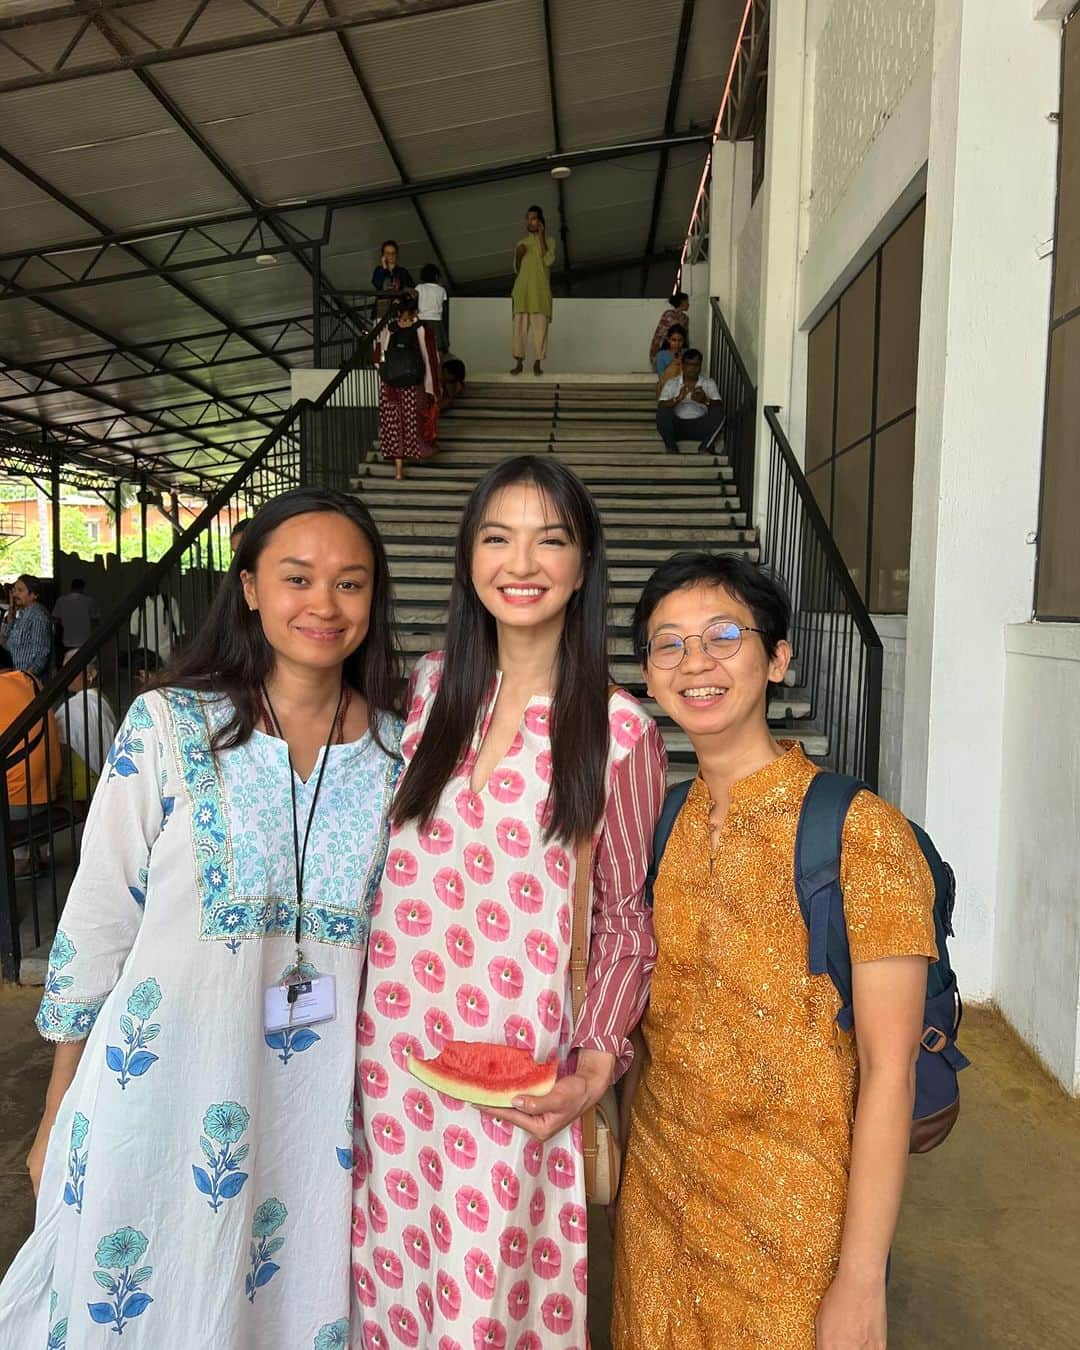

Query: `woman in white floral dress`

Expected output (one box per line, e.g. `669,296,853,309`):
352,457,666,1349
0,488,403,1349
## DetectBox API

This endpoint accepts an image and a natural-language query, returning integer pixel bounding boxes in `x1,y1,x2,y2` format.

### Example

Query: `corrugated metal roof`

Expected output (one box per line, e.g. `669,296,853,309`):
0,0,742,484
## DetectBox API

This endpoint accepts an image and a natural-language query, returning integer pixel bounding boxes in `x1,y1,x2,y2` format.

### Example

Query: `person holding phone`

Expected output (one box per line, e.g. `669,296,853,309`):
510,205,556,376
655,348,723,455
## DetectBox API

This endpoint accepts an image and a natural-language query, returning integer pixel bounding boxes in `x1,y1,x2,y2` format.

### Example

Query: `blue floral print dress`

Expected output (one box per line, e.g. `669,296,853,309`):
0,689,401,1349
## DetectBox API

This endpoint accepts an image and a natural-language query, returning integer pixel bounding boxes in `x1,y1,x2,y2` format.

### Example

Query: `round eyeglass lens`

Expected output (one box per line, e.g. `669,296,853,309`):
701,621,744,659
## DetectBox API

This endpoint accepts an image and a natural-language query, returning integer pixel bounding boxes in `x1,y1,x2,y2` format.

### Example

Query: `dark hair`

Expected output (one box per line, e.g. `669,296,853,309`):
632,553,791,665
661,324,688,349
420,263,441,283
682,348,703,364
670,290,689,307
70,578,86,592
154,488,402,753
526,204,547,225
0,645,13,670
15,574,39,598
230,518,250,539
380,239,399,254
392,456,609,843
394,294,419,316
442,358,466,383
131,647,160,676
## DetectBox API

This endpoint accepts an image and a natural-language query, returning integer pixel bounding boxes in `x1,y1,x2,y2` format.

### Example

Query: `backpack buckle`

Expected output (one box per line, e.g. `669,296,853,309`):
920,1025,948,1053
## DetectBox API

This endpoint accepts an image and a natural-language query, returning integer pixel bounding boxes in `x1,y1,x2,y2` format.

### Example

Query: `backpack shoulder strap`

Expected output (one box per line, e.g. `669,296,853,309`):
643,777,694,908
794,771,867,1030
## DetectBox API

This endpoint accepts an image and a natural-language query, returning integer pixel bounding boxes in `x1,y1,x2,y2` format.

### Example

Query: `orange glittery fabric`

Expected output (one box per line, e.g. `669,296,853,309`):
611,744,936,1349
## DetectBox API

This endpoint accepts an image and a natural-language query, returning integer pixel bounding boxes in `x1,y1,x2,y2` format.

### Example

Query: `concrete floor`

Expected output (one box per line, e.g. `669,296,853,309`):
2,995,1078,1347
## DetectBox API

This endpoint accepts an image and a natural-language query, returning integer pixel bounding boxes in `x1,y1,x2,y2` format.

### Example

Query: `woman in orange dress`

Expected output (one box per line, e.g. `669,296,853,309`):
612,553,937,1350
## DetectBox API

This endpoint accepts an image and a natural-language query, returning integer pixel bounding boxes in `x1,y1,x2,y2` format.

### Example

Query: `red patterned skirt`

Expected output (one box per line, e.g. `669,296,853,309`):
379,384,438,462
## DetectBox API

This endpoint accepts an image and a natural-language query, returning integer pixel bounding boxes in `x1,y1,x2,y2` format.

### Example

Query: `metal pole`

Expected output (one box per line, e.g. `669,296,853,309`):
0,769,19,981
50,437,62,592
140,475,148,562
114,480,123,561
312,245,324,368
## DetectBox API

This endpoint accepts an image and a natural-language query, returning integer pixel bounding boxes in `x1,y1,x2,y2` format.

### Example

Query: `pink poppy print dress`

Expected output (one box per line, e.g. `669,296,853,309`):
352,652,667,1350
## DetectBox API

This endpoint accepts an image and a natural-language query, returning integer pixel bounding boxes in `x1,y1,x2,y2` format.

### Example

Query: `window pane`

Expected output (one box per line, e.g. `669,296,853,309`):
870,413,916,613
832,440,870,600
807,462,833,528
1053,17,1080,320
835,260,876,451
807,308,837,470
877,202,925,426
1036,316,1080,617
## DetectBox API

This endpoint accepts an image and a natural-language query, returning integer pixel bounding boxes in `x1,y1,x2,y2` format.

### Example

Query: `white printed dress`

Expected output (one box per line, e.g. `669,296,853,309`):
352,653,666,1350
0,689,400,1350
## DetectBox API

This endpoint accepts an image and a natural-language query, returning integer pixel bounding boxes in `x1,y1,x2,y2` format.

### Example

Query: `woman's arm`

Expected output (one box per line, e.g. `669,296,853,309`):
27,1041,86,1194
494,719,666,1140
815,955,927,1350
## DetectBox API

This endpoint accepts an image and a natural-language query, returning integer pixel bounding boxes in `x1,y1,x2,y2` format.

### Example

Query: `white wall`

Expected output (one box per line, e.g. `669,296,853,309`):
874,615,907,808
445,298,673,375
995,626,1080,1094
734,195,764,380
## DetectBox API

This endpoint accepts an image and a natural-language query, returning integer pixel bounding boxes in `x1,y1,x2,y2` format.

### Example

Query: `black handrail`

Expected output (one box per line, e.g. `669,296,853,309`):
762,404,883,788
0,311,392,979
709,298,756,515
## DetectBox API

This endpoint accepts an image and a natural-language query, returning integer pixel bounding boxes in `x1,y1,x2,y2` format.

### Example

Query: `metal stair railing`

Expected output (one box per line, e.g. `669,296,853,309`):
0,323,390,980
709,297,757,515
762,405,883,788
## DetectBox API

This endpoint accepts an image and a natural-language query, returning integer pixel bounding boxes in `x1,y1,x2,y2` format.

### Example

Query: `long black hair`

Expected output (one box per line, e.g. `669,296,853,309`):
392,456,609,843
155,487,402,752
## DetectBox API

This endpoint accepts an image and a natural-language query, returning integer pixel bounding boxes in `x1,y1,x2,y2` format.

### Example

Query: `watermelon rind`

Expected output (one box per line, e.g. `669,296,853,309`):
407,1040,558,1108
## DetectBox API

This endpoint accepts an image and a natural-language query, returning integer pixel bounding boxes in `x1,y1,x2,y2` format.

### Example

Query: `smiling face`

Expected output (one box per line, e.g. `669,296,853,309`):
643,582,789,745
470,482,584,635
668,331,685,355
240,511,375,675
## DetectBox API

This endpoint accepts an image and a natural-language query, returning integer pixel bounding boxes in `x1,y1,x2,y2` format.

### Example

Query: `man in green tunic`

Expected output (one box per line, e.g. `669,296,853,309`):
511,204,556,375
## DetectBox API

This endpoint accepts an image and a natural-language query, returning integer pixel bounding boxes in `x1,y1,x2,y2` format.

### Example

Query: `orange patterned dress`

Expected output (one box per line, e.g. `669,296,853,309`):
612,744,936,1349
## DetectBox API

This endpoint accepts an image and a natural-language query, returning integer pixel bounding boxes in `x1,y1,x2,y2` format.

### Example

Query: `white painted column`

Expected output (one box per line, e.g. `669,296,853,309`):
901,0,1059,997
708,141,754,317
752,0,809,525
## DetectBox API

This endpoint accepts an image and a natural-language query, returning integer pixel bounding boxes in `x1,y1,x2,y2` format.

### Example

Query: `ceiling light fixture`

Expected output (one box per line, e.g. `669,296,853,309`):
550,165,571,180
255,253,278,266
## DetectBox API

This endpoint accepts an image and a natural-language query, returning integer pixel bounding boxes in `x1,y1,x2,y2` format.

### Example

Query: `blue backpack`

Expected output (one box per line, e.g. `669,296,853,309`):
644,771,969,1152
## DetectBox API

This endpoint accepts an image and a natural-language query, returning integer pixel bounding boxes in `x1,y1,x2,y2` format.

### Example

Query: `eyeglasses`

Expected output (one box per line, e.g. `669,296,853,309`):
643,620,765,669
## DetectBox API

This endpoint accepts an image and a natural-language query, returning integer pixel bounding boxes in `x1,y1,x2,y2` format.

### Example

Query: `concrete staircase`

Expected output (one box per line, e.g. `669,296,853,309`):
354,376,822,779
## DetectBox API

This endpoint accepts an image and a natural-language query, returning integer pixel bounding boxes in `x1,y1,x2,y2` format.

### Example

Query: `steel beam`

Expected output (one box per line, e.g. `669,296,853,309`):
541,0,571,284
0,0,503,94
324,0,455,287
0,144,291,377
643,0,697,276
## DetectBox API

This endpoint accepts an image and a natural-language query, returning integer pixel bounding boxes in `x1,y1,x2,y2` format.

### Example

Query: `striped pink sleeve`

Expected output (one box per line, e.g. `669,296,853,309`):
570,718,667,1078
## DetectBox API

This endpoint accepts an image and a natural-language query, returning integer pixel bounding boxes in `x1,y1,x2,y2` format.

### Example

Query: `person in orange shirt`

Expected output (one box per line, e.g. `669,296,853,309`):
612,552,937,1350
0,645,61,878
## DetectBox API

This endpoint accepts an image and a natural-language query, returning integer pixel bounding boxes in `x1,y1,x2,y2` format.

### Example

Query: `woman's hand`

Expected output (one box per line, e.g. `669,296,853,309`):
483,1049,614,1142
26,1111,56,1197
815,1270,887,1349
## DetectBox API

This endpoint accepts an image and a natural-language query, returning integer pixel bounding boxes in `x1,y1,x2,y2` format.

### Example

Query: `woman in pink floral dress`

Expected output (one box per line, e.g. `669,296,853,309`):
352,456,666,1349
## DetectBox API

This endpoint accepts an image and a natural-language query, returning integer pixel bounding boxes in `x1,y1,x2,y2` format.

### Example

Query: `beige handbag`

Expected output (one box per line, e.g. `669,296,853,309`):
571,834,622,1207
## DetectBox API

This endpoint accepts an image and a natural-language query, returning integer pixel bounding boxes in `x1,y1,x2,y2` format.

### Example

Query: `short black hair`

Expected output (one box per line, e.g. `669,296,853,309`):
682,348,703,363
70,578,86,592
670,290,689,306
420,263,440,283
380,239,399,253
632,553,791,665
442,358,466,382
395,294,419,315
230,517,250,539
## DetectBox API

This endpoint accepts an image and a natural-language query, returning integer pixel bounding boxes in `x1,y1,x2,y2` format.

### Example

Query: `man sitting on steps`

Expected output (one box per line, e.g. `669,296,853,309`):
656,348,723,455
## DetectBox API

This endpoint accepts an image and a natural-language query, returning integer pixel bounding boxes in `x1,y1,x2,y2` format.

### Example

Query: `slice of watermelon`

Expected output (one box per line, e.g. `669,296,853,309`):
407,1040,558,1108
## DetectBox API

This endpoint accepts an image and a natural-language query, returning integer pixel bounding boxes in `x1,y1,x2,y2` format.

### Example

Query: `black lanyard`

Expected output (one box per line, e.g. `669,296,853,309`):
260,683,344,988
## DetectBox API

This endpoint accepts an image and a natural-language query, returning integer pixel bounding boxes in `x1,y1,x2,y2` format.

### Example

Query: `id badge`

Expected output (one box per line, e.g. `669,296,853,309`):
263,974,337,1034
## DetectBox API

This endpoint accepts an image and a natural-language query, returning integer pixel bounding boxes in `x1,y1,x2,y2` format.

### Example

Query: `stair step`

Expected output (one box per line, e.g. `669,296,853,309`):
362,462,729,485
364,495,743,521
376,519,757,545
390,559,669,582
